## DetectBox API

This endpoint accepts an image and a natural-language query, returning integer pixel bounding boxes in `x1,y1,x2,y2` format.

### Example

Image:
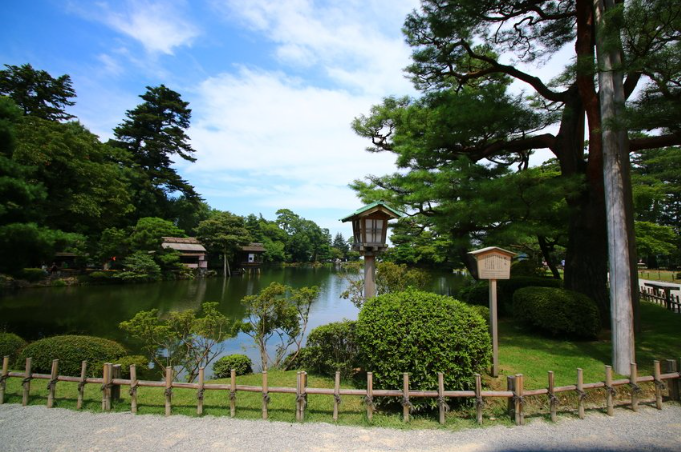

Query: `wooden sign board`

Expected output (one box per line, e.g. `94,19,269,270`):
469,247,515,280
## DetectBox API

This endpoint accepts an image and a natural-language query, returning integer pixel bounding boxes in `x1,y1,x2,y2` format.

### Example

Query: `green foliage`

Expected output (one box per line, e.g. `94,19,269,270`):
513,287,601,339
213,354,253,378
19,268,46,282
0,332,27,362
119,302,238,382
0,63,76,121
240,282,319,371
17,335,126,376
129,217,184,251
341,261,430,308
511,260,546,277
276,209,331,263
356,289,491,409
468,305,489,324
195,210,251,276
116,251,161,282
296,320,358,378
458,276,563,316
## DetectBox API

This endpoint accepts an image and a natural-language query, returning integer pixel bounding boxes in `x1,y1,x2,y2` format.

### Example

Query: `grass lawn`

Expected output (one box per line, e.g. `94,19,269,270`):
638,269,680,283
2,302,679,430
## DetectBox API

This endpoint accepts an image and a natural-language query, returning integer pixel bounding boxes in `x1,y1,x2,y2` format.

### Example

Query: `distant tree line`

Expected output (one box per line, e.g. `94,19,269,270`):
0,63,354,276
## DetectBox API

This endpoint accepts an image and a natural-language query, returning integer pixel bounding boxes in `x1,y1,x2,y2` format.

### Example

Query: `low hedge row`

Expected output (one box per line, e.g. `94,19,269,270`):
0,332,27,362
458,276,563,315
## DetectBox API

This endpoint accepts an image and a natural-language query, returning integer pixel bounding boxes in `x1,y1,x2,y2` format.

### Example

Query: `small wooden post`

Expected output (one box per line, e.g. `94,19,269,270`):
76,361,87,410
111,364,121,402
630,362,639,412
22,357,32,406
262,371,269,420
514,374,524,426
475,373,483,425
605,365,614,416
366,372,374,422
548,371,557,422
130,364,138,414
489,279,499,377
105,363,113,411
101,363,109,411
402,372,410,423
577,368,585,419
507,375,515,420
0,356,9,404
164,367,172,417
296,372,302,422
437,372,446,425
664,359,679,401
230,369,236,418
653,360,663,410
47,359,59,408
333,371,341,422
301,371,308,422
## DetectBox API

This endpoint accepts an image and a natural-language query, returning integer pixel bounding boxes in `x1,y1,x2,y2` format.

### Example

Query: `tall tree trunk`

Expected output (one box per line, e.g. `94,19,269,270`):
537,236,561,279
223,252,231,277
595,0,635,375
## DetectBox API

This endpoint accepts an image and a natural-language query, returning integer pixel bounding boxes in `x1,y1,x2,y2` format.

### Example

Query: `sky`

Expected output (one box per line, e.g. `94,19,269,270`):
2,0,423,239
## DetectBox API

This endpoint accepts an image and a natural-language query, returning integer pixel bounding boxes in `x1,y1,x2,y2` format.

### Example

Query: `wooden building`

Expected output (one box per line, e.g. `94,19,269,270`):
161,237,208,270
238,243,266,271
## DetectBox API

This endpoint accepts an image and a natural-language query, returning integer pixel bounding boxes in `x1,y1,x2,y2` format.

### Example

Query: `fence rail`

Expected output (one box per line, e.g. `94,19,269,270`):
640,285,681,313
1,355,680,426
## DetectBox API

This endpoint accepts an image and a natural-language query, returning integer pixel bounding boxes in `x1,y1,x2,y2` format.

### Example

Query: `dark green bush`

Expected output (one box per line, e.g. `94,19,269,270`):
17,335,127,376
469,305,490,324
511,259,546,277
296,320,357,378
213,354,253,378
458,276,563,316
91,355,154,379
0,332,27,362
20,268,47,282
513,287,601,339
356,289,491,409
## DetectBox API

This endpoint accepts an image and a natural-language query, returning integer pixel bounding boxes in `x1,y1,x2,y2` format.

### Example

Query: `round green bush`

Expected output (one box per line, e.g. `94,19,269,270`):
91,355,154,380
297,320,357,378
213,354,253,378
356,289,491,409
17,335,127,376
513,287,601,338
0,332,27,362
459,276,563,316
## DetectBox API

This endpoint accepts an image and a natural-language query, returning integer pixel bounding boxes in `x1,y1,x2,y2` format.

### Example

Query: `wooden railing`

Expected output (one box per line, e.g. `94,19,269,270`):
1,356,680,426
640,285,681,314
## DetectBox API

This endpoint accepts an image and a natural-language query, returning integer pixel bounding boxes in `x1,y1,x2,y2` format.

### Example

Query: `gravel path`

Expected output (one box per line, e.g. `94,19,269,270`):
1,403,680,451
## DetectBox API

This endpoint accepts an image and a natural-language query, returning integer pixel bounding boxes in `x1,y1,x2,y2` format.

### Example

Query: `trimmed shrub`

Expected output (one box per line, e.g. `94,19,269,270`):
458,276,563,316
0,332,27,362
513,287,601,339
91,355,154,380
17,335,127,376
20,268,47,282
469,305,490,324
511,259,546,277
213,354,253,378
356,289,491,409
296,320,358,378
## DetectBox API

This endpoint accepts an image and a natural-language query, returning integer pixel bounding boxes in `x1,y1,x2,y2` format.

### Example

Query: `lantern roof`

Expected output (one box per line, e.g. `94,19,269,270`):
340,201,402,222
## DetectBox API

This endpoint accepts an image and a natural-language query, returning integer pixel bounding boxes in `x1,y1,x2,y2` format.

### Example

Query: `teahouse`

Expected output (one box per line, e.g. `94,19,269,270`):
161,237,207,271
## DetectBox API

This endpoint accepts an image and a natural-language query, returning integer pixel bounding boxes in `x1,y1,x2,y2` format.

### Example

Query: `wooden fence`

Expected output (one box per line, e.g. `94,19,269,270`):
1,356,680,426
640,285,681,314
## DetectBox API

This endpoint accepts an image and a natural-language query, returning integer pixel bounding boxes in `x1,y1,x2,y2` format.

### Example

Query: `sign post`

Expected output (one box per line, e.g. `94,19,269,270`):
468,247,516,377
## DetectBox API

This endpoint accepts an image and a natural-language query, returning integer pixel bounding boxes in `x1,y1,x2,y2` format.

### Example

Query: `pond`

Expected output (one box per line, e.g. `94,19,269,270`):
0,266,467,374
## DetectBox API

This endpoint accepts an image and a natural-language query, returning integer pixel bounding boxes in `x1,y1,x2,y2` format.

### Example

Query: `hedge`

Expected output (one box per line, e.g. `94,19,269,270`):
213,354,253,378
296,320,358,378
458,276,563,315
512,287,601,339
17,335,127,376
356,289,491,409
0,332,27,363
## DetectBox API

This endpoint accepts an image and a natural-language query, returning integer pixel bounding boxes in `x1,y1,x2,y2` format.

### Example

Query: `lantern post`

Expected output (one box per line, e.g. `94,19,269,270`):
341,201,401,299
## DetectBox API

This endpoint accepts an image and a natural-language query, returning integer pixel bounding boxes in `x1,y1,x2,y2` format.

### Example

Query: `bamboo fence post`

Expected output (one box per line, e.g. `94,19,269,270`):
548,371,557,422
302,371,308,422
577,368,585,419
605,365,614,416
0,356,9,404
164,367,172,417
130,364,138,414
507,375,515,421
47,359,59,408
105,363,113,411
653,360,663,410
366,372,374,422
514,374,524,426
230,369,236,418
630,362,639,412
333,371,341,422
437,372,446,425
664,359,679,401
111,364,121,402
296,371,302,422
22,357,32,406
77,361,87,410
262,371,269,420
101,363,109,411
402,373,410,423
196,367,204,416
475,373,483,425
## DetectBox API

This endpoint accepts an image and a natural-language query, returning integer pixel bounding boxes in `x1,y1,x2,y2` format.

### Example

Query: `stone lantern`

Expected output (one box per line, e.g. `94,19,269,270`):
341,201,401,299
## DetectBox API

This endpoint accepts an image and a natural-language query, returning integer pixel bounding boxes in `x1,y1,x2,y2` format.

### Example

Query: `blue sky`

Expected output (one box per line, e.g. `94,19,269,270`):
2,0,422,239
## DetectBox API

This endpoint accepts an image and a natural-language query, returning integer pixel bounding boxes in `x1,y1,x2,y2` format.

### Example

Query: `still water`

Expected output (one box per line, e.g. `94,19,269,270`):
0,266,466,373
